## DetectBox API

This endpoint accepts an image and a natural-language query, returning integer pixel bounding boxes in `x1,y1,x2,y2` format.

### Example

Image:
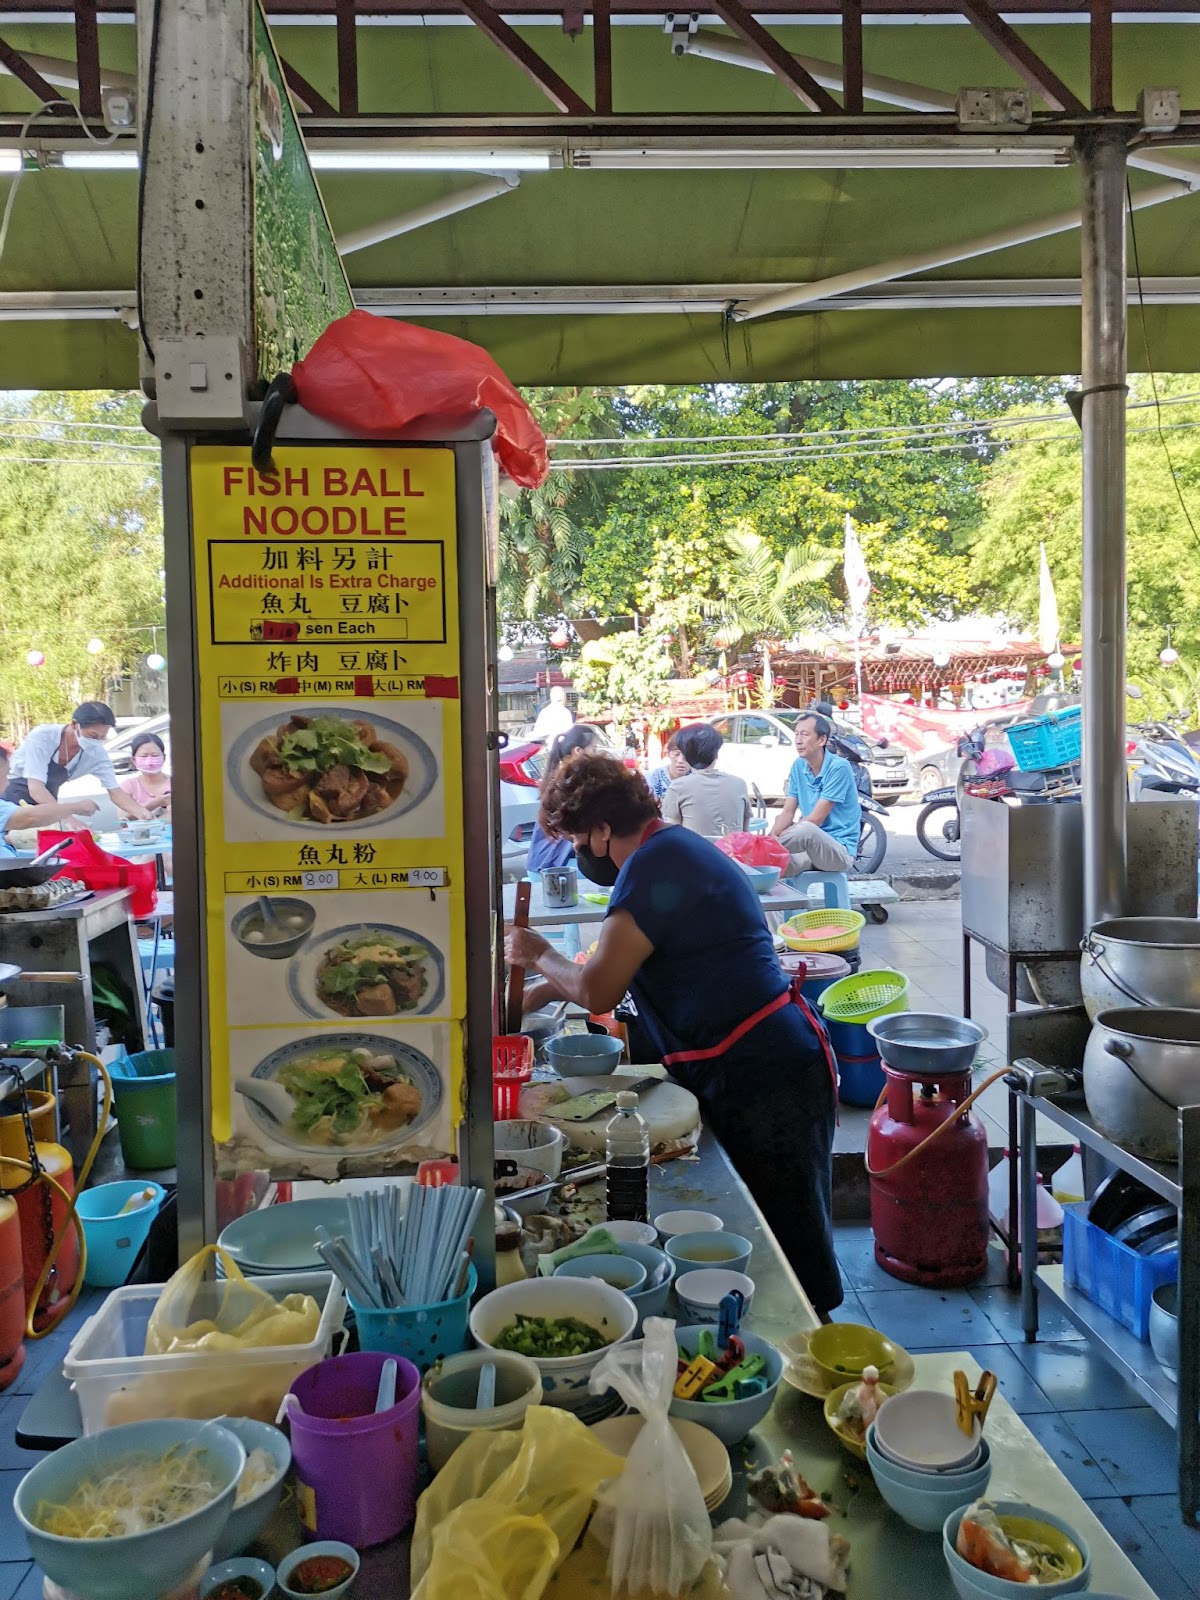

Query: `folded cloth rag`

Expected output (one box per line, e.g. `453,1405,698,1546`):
714,1516,850,1597
536,1225,623,1276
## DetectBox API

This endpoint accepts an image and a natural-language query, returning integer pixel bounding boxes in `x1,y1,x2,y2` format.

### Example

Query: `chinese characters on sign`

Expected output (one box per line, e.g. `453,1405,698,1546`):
191,445,466,1180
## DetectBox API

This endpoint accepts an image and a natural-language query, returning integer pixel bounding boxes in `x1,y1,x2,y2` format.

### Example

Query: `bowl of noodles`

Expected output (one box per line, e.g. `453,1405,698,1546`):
288,924,445,1019
241,1032,443,1154
14,1417,246,1600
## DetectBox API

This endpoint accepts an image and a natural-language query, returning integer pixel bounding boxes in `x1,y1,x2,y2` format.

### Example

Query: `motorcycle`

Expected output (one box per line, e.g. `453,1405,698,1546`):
1127,717,1200,799
915,728,985,863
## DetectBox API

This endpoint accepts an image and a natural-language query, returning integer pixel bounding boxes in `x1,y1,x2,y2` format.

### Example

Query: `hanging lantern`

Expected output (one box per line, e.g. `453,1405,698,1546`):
1160,647,1180,666
1047,651,1066,671
932,647,951,669
146,652,167,672
549,628,569,650
86,638,105,656
25,650,44,668
497,644,514,663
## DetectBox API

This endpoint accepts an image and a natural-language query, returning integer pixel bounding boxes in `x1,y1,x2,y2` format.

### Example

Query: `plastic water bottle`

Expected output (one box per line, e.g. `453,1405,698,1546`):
605,1091,650,1223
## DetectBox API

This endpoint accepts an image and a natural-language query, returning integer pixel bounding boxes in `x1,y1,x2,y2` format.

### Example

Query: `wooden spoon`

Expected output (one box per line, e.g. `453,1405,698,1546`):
506,879,532,1034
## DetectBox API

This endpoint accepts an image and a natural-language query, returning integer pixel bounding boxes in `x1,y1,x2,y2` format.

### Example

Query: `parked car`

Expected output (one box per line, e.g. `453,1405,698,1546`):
704,710,914,805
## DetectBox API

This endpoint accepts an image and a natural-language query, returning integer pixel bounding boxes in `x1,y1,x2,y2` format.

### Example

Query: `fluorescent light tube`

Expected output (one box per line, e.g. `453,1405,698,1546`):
61,149,139,169
0,150,22,174
574,147,1071,170
310,149,551,172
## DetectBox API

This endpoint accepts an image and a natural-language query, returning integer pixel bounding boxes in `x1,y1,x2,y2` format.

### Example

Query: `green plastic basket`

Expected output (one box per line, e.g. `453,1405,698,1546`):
818,969,909,1024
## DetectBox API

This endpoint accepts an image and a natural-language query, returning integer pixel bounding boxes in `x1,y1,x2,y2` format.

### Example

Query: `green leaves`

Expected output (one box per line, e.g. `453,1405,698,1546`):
276,717,390,776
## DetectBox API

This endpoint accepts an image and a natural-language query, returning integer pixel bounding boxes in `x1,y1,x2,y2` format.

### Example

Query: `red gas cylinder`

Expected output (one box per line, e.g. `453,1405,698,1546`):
0,1142,80,1331
867,1064,989,1287
0,1195,24,1389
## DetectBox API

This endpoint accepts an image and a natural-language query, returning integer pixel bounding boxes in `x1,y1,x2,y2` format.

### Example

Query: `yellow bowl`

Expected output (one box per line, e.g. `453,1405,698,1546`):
823,1381,895,1459
999,1515,1085,1579
808,1322,898,1383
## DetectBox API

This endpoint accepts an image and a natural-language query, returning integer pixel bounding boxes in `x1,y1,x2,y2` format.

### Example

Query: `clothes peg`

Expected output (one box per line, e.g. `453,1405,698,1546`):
712,1334,746,1377
954,1369,997,1437
701,1353,765,1402
717,1289,746,1346
734,1375,768,1399
674,1354,719,1401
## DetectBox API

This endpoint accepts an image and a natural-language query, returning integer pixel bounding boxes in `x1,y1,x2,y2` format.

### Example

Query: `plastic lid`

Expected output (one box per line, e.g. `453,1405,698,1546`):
616,1090,639,1108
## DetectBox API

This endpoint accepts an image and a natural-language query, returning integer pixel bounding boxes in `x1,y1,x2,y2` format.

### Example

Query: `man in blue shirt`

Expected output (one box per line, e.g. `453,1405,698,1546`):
770,712,861,874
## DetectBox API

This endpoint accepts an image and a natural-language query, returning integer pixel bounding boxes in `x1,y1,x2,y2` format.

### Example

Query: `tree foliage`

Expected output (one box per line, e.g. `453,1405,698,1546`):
0,393,164,739
571,629,673,729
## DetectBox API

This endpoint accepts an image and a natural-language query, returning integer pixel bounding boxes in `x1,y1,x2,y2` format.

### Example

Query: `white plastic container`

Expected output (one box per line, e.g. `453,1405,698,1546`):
421,1348,543,1472
64,1270,346,1434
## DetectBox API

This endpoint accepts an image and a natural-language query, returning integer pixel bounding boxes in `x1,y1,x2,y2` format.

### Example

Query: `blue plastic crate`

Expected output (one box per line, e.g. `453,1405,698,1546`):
1061,1202,1178,1339
1005,704,1082,771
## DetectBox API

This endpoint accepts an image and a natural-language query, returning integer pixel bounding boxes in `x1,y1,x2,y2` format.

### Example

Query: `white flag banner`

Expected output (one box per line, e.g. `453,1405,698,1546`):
843,513,871,619
1038,541,1060,654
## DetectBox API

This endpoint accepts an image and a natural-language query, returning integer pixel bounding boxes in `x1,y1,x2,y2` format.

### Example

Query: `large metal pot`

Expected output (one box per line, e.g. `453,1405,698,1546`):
1083,1007,1200,1160
1080,917,1200,1020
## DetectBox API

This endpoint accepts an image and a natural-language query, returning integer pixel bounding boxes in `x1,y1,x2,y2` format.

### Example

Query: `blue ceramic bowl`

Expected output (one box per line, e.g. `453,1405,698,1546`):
740,864,782,896
14,1419,246,1600
277,1540,360,1600
200,1557,276,1600
866,1428,991,1532
544,1033,625,1076
943,1503,1091,1599
218,1197,352,1275
613,1240,675,1330
211,1416,292,1560
666,1231,752,1277
554,1253,648,1294
668,1325,782,1446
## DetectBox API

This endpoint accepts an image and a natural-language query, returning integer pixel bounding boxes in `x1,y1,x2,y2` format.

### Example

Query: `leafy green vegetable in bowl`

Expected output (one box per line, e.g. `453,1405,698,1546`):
272,1045,422,1145
494,1314,607,1359
277,717,391,777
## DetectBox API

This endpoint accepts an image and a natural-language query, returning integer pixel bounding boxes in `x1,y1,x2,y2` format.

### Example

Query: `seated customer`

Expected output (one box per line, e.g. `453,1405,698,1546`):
662,723,750,836
770,711,861,874
647,733,686,802
526,724,602,873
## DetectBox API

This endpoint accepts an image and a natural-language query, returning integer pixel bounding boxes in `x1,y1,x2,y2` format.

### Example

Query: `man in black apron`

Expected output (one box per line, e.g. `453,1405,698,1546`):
4,702,151,820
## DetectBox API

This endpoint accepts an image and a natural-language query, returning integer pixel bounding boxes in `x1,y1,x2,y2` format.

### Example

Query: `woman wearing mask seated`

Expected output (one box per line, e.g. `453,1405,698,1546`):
119,732,171,817
505,753,842,1321
525,724,601,874
662,722,750,836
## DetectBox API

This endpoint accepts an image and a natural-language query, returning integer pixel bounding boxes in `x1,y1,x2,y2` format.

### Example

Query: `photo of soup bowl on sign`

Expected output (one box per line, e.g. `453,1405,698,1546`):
235,1032,444,1155
226,707,438,832
288,924,446,1020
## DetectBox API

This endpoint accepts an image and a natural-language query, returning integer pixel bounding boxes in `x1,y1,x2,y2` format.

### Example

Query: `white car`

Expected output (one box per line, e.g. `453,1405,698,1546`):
705,710,914,805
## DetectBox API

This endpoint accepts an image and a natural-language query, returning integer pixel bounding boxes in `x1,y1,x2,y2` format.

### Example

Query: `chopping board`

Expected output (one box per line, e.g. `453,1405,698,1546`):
522,1070,700,1154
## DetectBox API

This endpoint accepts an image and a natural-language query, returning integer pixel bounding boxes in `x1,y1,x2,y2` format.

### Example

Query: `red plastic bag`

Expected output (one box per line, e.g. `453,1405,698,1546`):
715,832,791,871
292,311,549,488
37,830,158,917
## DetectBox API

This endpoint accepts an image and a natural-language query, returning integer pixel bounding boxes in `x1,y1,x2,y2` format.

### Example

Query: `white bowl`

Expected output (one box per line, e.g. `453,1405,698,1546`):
872,1388,982,1472
674,1268,755,1324
469,1276,637,1412
494,1119,567,1180
604,1219,659,1248
655,1209,723,1240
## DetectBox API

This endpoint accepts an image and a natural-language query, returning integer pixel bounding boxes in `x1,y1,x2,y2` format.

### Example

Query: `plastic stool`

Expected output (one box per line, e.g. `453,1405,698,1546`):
793,871,851,910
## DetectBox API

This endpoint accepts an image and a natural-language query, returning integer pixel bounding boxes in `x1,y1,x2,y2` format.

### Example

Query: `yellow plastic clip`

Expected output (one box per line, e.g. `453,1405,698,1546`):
674,1354,718,1401
954,1369,997,1436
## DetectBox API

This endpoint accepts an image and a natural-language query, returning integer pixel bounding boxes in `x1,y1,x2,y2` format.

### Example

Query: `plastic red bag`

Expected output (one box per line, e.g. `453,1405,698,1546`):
292,311,549,488
37,830,158,917
715,832,791,871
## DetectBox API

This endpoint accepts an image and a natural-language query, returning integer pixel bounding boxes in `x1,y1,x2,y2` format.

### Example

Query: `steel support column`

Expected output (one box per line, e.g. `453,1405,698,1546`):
1078,127,1128,927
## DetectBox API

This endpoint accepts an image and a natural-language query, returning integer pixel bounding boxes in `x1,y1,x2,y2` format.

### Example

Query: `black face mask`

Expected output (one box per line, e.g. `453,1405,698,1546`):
575,839,620,887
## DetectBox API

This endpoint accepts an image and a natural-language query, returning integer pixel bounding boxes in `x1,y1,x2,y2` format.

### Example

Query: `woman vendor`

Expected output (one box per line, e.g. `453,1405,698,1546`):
506,751,843,1319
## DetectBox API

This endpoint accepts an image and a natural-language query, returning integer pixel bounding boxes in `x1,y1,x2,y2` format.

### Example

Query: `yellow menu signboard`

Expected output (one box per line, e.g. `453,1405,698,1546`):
191,444,465,1179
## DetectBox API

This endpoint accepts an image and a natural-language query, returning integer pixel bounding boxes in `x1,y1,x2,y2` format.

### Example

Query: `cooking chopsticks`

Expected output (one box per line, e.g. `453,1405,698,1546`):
506,879,533,1035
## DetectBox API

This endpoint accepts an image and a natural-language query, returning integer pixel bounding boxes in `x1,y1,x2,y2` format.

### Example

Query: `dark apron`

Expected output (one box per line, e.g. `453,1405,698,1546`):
654,979,845,1316
3,729,71,806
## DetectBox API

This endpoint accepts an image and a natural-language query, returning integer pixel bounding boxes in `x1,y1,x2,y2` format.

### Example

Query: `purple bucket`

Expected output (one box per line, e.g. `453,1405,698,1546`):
288,1350,421,1549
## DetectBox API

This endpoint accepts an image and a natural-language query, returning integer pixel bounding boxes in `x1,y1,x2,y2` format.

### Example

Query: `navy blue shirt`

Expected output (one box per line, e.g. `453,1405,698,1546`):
607,825,787,1058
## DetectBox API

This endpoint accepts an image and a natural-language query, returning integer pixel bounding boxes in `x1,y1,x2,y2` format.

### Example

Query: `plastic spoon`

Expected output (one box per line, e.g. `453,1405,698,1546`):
476,1361,496,1410
375,1359,398,1413
257,894,285,938
234,1078,295,1125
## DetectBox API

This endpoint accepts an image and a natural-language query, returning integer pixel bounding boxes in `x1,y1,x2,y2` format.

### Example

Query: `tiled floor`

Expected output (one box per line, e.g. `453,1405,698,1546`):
833,1223,1200,1598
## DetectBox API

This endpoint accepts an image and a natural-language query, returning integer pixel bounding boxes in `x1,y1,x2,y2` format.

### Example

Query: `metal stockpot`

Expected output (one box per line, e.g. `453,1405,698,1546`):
1083,1007,1200,1161
1080,917,1200,1020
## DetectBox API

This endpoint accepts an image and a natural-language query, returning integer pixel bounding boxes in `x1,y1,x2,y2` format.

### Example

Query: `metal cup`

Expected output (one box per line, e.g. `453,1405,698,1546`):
541,866,578,908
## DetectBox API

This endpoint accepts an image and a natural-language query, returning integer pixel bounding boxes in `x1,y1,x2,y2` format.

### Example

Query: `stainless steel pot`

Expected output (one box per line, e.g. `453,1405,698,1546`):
1083,1007,1200,1161
1080,917,1200,1020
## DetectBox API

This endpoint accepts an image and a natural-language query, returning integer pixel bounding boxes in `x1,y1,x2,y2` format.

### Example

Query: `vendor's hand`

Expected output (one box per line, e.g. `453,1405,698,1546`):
505,925,551,967
71,798,99,817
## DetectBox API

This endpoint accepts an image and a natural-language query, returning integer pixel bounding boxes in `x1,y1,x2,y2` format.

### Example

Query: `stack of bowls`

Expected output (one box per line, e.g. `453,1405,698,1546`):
867,1389,991,1532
